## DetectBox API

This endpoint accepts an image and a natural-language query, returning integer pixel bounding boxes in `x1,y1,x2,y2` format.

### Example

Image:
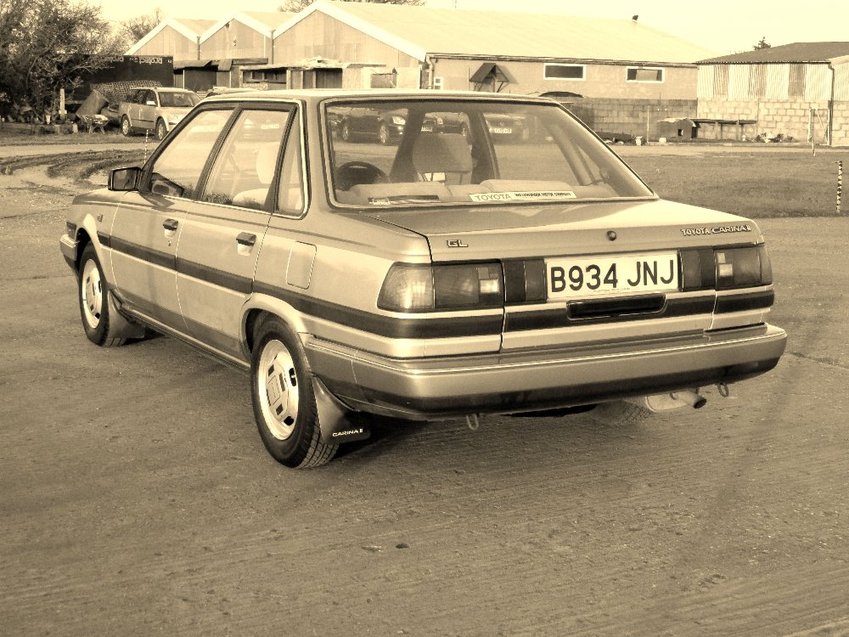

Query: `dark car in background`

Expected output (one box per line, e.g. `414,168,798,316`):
334,105,526,144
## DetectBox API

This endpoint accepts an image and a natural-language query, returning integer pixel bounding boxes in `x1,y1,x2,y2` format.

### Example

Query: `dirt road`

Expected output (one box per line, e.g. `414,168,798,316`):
1,163,848,636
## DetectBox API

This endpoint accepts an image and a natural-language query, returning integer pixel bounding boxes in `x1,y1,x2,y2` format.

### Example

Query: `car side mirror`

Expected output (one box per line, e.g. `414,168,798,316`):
109,167,142,191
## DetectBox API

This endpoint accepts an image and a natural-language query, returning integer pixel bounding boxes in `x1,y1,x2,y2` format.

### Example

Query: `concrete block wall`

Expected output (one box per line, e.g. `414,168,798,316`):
566,98,697,140
698,98,833,143
832,102,849,147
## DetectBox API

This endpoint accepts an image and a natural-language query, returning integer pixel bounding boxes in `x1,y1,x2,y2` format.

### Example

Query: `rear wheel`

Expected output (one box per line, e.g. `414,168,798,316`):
120,116,131,137
250,317,337,468
155,118,167,141
78,243,125,347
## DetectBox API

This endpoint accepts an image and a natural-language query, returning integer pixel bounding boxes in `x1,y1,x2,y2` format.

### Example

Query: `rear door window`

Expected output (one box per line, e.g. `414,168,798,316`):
201,108,292,210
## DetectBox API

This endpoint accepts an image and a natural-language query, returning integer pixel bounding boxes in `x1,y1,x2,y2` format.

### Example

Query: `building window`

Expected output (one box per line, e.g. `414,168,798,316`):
432,76,444,90
544,64,585,80
626,67,664,82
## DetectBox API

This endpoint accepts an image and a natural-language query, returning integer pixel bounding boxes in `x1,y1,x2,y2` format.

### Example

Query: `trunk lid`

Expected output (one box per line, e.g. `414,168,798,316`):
366,199,762,262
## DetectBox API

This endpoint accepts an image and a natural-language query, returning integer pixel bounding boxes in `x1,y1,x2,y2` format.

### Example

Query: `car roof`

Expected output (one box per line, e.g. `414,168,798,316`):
201,88,557,106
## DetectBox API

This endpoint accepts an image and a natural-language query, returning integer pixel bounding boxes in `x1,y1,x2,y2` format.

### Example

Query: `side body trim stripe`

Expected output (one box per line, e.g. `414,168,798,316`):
101,233,774,340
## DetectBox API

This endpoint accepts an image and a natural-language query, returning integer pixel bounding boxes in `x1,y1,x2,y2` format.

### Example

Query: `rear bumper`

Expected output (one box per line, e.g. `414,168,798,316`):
305,324,787,419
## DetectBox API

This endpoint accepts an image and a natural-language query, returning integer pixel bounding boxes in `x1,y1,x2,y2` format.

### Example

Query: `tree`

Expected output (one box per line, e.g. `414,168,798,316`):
121,8,162,49
279,0,423,12
0,0,116,120
754,37,771,50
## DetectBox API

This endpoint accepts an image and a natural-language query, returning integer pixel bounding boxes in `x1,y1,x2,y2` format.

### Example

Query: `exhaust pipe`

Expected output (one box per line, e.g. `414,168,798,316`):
626,389,707,413
670,390,707,409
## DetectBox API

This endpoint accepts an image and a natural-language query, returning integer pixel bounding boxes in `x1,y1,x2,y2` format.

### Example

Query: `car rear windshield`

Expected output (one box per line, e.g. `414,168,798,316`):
325,98,653,208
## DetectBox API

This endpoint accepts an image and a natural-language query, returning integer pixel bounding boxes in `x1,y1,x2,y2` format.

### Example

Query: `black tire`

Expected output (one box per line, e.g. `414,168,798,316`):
120,116,132,137
155,119,167,141
250,316,337,468
78,243,125,347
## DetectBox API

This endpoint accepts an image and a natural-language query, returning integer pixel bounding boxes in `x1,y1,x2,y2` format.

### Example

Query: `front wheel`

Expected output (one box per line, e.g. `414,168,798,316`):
78,243,125,347
120,116,131,137
250,317,337,468
155,119,167,141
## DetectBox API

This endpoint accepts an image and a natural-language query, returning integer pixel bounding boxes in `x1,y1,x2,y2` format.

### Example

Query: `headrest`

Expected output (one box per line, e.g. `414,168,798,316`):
256,142,279,185
411,133,472,175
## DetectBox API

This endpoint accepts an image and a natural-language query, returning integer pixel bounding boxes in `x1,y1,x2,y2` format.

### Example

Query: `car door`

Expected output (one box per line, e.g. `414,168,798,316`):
123,89,140,126
175,105,296,359
137,89,157,131
109,107,234,327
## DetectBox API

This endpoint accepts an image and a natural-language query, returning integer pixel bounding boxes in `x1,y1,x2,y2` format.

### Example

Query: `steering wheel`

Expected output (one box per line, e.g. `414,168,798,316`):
335,161,388,191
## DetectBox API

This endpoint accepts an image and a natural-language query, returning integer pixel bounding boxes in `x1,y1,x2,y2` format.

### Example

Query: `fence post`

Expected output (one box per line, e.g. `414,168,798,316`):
837,160,843,214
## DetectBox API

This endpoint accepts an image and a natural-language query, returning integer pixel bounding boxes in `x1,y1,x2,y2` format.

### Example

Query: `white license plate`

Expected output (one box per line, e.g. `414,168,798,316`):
547,252,679,299
490,126,512,134
421,125,434,132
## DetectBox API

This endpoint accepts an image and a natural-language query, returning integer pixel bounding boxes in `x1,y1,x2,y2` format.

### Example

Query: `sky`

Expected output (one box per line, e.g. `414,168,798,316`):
95,0,849,56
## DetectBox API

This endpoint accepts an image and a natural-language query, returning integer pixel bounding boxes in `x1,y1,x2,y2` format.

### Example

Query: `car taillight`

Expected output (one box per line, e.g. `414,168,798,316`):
680,245,772,291
378,263,504,312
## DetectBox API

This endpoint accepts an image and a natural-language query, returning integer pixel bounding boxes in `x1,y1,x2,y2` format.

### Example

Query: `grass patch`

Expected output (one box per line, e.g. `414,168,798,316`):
623,150,848,218
0,122,143,146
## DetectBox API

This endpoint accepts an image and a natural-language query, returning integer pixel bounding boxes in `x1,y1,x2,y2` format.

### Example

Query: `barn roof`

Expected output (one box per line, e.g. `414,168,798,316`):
126,18,216,55
278,0,716,65
202,11,295,40
699,42,849,64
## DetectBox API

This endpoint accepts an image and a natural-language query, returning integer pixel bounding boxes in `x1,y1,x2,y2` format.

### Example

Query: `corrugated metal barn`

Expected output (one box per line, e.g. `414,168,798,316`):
698,42,849,146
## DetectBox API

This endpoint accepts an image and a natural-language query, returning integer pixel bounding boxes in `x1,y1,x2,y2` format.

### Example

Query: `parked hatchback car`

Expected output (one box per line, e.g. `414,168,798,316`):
60,89,786,468
118,87,200,141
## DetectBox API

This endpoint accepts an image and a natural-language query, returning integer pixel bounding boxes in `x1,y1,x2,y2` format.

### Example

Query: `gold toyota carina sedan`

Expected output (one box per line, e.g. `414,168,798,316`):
59,90,787,468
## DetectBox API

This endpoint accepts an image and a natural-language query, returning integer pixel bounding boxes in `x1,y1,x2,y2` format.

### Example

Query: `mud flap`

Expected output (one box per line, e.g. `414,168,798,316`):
108,291,146,340
313,377,370,444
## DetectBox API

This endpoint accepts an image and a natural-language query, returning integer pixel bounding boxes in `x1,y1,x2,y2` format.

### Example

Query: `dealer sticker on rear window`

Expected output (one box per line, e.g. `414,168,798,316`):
469,191,576,203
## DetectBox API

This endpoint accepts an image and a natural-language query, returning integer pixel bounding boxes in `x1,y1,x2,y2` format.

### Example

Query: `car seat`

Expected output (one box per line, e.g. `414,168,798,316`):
232,142,279,209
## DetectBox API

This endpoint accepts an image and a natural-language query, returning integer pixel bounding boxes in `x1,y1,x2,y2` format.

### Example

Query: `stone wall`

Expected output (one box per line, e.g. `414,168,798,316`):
565,98,698,141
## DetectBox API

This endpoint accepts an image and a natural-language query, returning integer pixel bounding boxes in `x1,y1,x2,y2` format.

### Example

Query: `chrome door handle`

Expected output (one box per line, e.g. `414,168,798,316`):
162,219,179,231
236,232,257,247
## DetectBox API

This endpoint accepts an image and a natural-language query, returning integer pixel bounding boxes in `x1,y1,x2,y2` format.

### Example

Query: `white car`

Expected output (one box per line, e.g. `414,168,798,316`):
118,87,200,141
